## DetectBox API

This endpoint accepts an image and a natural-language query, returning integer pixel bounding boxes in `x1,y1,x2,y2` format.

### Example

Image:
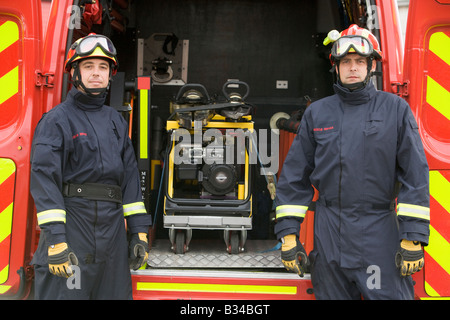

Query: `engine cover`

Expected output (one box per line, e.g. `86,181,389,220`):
201,164,237,196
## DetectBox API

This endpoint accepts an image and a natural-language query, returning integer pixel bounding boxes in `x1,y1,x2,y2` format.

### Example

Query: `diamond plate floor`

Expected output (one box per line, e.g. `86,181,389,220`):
148,239,284,269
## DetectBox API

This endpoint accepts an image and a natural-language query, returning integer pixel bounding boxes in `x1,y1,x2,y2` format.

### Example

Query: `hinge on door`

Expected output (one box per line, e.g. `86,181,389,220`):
391,81,409,97
35,71,55,88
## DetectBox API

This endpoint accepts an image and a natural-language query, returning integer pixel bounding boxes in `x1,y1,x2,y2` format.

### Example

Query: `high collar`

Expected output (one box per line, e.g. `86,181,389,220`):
67,87,107,111
333,80,377,105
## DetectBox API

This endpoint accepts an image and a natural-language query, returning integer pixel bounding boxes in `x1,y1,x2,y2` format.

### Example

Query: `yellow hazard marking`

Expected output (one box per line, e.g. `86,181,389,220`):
139,89,148,159
0,203,13,244
0,66,18,105
0,286,11,294
0,158,16,184
0,159,15,287
0,265,9,287
430,171,450,213
426,225,450,275
426,76,450,121
423,282,450,299
427,171,450,276
0,284,11,294
424,281,439,297
424,171,450,297
137,282,297,295
429,32,450,66
427,32,450,122
0,21,19,106
0,20,19,53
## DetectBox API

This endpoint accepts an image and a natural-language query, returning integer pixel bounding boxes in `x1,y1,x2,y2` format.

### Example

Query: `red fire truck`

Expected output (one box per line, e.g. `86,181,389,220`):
0,0,449,300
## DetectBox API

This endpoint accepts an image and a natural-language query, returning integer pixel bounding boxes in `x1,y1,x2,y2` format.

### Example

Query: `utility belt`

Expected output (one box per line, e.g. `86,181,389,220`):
317,197,395,211
62,182,122,204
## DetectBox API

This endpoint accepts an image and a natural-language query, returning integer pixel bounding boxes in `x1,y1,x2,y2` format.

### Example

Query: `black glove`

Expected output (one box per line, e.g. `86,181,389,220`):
281,234,308,277
48,242,79,278
128,233,149,270
395,239,424,277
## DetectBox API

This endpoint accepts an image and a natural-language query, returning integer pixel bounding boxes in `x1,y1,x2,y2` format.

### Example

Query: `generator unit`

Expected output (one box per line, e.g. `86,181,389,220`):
163,81,254,254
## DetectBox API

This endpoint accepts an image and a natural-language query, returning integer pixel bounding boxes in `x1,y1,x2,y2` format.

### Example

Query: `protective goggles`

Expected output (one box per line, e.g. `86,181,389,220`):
72,34,117,58
331,35,373,59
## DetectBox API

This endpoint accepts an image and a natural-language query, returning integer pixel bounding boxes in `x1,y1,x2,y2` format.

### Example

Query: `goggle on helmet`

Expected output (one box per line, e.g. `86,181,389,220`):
326,24,382,63
65,33,118,75
331,35,374,59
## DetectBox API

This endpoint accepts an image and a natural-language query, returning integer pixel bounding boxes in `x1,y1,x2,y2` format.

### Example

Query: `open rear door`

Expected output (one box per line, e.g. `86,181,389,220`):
0,0,44,298
0,0,73,299
402,0,450,299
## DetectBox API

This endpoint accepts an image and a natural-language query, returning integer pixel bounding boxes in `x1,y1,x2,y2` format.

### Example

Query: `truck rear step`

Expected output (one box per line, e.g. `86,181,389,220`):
148,239,283,269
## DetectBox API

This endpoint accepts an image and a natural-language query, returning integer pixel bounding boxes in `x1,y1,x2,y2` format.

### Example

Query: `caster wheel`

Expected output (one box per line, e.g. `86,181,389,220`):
175,231,186,254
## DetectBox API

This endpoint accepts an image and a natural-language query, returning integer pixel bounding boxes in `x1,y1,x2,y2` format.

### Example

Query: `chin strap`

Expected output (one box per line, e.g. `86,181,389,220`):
70,62,112,97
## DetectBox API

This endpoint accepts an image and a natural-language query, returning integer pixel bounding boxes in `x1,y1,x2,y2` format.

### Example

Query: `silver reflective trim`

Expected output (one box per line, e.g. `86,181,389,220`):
397,203,430,220
37,209,66,225
123,201,146,216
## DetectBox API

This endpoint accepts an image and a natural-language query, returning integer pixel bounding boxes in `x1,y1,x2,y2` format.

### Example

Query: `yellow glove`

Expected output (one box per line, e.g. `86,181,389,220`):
395,239,424,277
129,233,149,270
281,234,308,277
48,242,79,278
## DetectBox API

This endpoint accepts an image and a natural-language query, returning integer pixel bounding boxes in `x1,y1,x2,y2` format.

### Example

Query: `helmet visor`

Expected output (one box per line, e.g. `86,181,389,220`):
331,36,373,59
76,35,116,58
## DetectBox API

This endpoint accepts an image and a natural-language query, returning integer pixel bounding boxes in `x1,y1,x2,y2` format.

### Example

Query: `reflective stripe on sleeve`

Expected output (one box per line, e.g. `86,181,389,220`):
397,203,430,220
275,205,308,219
36,209,66,225
123,201,147,217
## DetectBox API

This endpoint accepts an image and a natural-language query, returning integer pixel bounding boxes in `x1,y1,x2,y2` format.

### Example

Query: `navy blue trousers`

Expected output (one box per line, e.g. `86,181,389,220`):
32,199,133,300
309,249,415,300
33,257,132,300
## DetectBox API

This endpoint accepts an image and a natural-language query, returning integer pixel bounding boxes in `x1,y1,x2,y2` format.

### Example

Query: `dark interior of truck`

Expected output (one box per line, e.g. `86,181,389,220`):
67,0,381,257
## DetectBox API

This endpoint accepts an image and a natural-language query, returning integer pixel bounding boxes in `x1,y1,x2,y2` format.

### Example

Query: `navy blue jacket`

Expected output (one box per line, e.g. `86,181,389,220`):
275,81,430,267
30,87,151,248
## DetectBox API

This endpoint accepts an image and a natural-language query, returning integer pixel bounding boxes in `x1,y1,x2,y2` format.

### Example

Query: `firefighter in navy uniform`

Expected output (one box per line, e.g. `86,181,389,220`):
275,25,430,299
30,34,152,299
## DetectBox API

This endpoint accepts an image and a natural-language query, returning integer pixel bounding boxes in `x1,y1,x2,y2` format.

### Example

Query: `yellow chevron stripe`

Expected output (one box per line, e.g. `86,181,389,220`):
427,76,450,121
0,159,15,287
0,20,19,53
0,66,18,105
423,282,450,299
429,32,450,66
427,171,450,282
0,285,11,294
0,159,15,243
425,281,440,297
0,203,13,244
0,265,9,286
429,171,450,213
0,158,16,184
427,32,450,122
426,225,450,276
0,20,19,106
